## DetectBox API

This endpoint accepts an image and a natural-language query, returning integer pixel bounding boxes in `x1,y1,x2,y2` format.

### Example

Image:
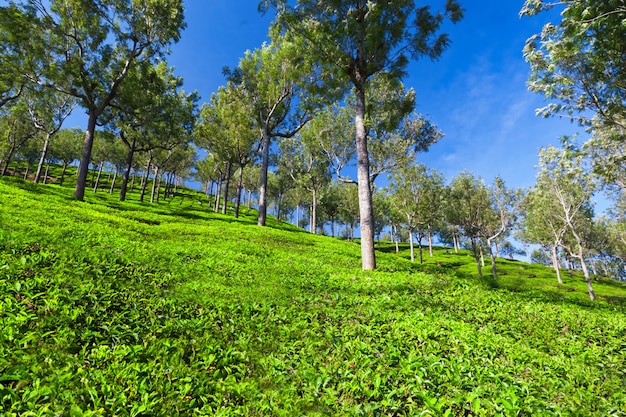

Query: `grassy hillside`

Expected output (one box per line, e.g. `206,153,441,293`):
1,177,625,416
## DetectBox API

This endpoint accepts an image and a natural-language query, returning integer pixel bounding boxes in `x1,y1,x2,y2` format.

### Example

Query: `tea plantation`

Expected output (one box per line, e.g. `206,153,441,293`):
1,178,625,416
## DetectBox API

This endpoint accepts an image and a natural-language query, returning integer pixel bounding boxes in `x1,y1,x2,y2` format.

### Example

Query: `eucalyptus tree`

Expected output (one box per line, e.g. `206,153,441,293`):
16,0,185,201
49,128,82,186
535,145,598,300
196,83,258,218
389,163,444,263
263,0,462,269
522,0,626,190
482,177,520,280
447,172,494,276
279,132,332,234
23,86,76,183
229,32,325,226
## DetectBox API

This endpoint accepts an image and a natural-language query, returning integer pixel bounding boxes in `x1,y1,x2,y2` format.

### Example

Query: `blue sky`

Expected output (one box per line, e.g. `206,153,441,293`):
72,1,579,192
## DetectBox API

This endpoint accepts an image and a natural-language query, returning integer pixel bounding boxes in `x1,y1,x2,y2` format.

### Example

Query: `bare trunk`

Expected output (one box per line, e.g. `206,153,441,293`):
222,162,232,215
488,240,498,280
74,113,98,201
43,163,49,184
214,180,221,212
150,167,159,203
93,162,104,193
472,238,483,277
234,167,244,218
310,188,317,234
355,82,376,270
119,146,135,202
59,162,68,186
552,244,563,284
258,127,271,226
409,229,415,262
109,168,118,194
418,231,424,264
428,229,433,257
34,133,51,184
139,158,152,203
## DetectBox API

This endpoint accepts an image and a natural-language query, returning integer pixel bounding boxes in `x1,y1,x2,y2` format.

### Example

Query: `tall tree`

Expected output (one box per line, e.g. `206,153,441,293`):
263,0,463,270
229,31,324,226
17,0,185,200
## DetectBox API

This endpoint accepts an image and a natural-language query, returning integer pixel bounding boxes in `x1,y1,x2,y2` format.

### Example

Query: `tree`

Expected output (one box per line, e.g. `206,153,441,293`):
49,128,82,186
521,1,626,192
535,145,598,300
263,0,463,270
279,133,332,234
24,85,76,183
389,162,444,263
196,83,258,218
447,172,493,277
17,0,185,201
229,32,322,226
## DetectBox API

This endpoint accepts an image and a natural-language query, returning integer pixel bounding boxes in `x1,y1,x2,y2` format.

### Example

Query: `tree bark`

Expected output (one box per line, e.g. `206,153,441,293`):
59,162,68,186
258,127,271,226
222,162,232,215
234,167,244,218
74,113,98,200
551,244,563,284
93,162,104,193
409,229,415,262
354,81,376,270
119,146,135,202
34,133,51,184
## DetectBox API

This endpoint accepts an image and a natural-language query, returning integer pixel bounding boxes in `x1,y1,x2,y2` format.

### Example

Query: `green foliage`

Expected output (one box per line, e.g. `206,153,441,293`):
1,177,625,415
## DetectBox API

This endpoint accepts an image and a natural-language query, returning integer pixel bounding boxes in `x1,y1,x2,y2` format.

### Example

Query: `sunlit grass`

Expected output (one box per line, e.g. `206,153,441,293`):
1,176,625,416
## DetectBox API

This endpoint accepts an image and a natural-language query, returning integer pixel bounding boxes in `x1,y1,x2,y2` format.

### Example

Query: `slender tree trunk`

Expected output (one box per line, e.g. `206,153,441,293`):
109,168,118,194
43,163,49,184
354,81,376,270
246,189,252,210
75,112,98,201
214,180,221,212
409,229,415,262
93,162,104,193
234,166,244,218
488,240,498,280
394,225,399,253
222,162,232,215
418,231,424,264
258,127,271,226
471,238,483,277
552,244,563,284
139,160,151,203
453,232,459,253
578,251,595,301
34,133,51,184
59,162,68,186
119,146,135,202
428,229,433,257
23,164,30,181
480,243,485,267
310,188,318,234
151,167,160,203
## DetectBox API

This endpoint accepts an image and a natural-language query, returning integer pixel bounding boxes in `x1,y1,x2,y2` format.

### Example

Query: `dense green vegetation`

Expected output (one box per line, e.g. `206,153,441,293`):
1,177,625,416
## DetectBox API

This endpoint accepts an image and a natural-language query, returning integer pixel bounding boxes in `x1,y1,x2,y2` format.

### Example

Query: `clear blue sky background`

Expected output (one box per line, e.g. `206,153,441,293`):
69,1,580,192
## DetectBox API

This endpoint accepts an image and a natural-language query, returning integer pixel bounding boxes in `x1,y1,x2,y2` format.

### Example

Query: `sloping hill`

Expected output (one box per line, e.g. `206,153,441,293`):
1,178,625,416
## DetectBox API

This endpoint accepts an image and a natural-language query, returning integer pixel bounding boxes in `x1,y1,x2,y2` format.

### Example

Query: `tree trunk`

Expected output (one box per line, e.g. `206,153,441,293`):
43,163,50,184
471,238,483,277
151,167,160,203
74,112,98,201
119,146,135,202
214,180,221,212
59,162,68,186
23,164,30,181
428,229,433,257
354,81,376,270
409,229,415,262
34,132,51,184
310,188,318,234
109,168,118,194
139,158,152,203
578,251,596,301
258,127,271,226
418,231,424,264
222,162,232,215
552,244,563,284
234,166,244,218
93,162,104,193
1,146,16,176
488,240,498,280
